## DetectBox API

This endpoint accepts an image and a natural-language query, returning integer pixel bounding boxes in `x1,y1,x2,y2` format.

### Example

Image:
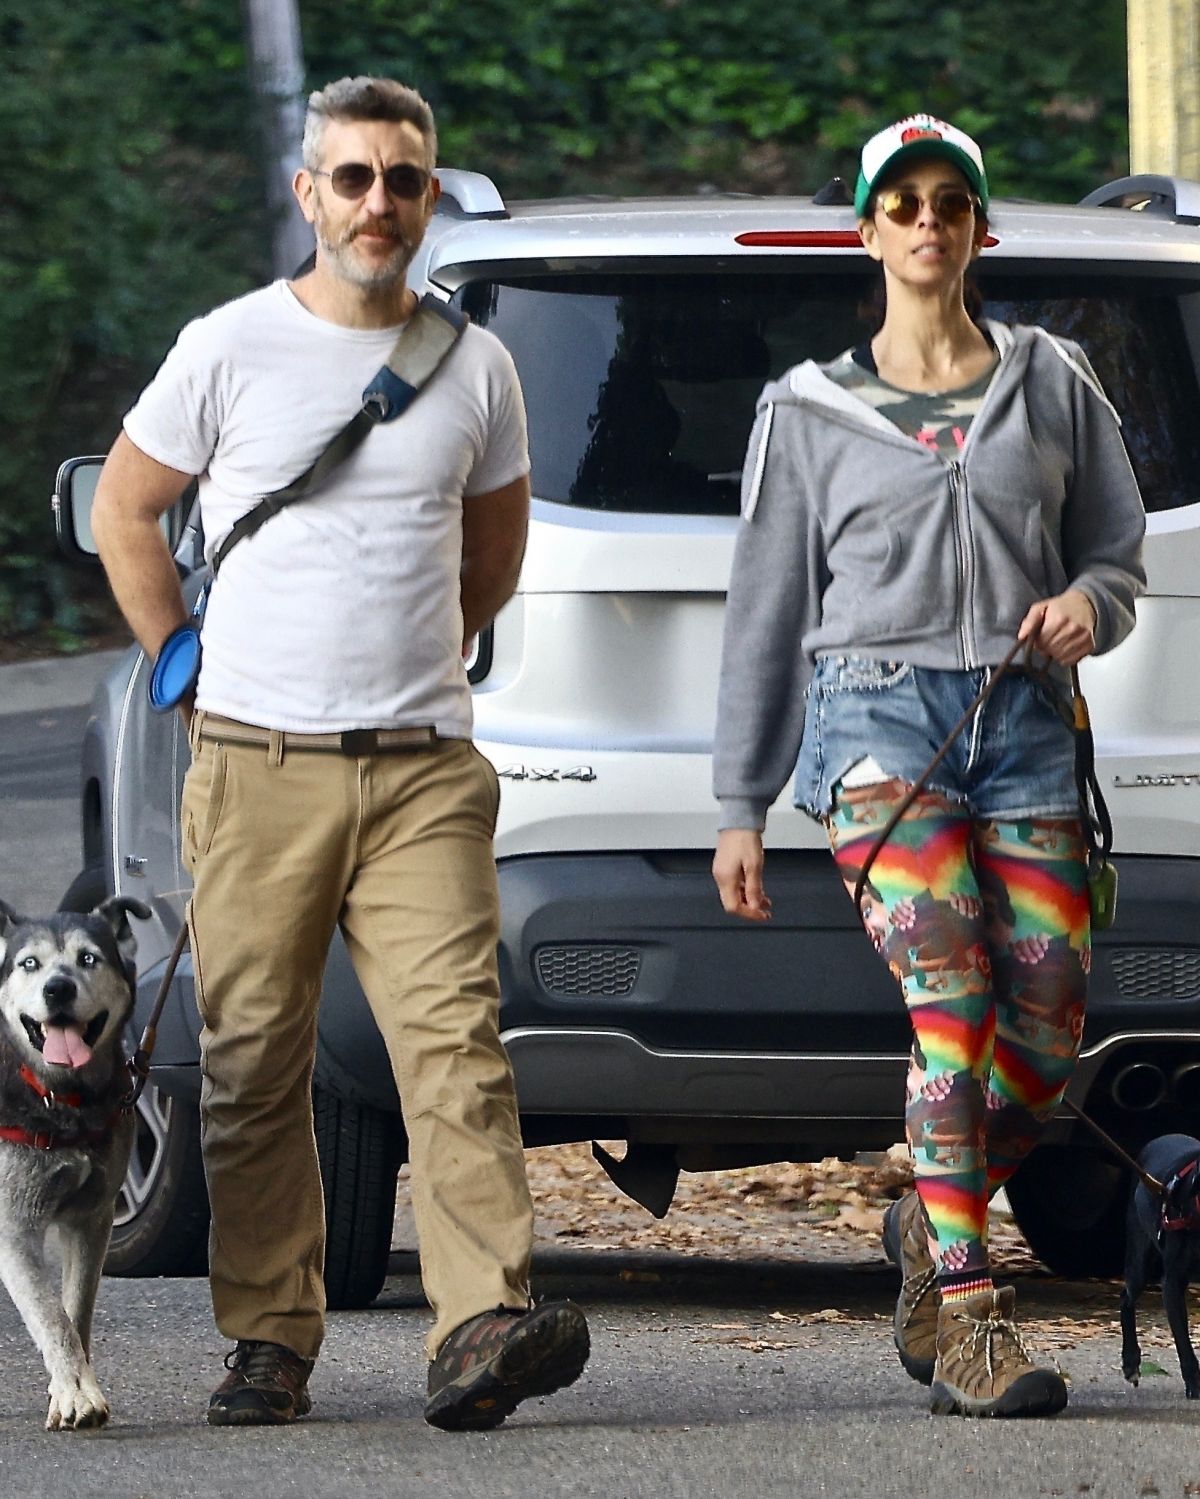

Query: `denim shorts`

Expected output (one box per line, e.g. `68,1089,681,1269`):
793,654,1080,821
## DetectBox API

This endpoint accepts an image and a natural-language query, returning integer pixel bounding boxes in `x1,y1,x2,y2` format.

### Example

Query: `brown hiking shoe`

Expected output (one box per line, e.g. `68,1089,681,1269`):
207,1340,314,1426
881,1190,939,1386
425,1302,590,1431
930,1286,1067,1418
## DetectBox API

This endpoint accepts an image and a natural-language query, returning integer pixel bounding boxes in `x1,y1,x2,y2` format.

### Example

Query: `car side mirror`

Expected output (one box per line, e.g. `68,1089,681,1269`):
52,455,186,567
52,455,106,566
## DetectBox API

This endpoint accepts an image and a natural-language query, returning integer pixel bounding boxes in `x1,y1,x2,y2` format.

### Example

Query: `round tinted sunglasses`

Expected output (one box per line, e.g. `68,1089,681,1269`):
877,188,981,226
313,162,432,200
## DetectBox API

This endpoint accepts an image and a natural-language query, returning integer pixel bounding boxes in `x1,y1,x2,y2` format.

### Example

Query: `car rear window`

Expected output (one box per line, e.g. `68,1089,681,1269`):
457,270,1200,516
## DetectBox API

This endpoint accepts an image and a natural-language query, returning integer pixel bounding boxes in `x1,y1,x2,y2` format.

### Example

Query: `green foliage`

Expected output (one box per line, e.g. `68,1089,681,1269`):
300,0,1129,199
0,0,1129,642
0,0,268,641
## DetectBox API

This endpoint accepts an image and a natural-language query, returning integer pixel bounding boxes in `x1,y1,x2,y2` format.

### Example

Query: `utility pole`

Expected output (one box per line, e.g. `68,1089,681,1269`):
1127,0,1200,176
241,0,313,276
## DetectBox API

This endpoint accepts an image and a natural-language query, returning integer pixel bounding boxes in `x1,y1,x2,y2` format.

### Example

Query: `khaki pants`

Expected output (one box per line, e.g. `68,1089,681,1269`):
181,711,534,1360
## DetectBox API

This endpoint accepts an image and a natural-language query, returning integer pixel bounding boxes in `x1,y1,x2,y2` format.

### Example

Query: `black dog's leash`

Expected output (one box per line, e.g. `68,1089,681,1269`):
848,638,1166,1198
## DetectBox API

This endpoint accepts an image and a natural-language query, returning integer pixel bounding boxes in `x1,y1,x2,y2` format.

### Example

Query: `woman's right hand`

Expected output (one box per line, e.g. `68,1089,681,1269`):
712,828,772,922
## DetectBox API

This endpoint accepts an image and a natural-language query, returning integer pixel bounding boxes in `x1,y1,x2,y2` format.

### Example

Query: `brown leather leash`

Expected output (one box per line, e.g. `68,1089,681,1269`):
847,639,1165,1197
123,920,189,1110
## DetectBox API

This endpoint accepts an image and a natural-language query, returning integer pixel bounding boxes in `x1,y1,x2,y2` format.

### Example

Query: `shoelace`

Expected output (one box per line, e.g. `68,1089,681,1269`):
950,1307,1035,1381
902,1266,938,1325
224,1342,293,1383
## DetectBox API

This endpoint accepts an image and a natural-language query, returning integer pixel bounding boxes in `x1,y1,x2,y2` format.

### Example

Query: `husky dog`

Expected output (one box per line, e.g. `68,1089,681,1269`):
0,896,149,1430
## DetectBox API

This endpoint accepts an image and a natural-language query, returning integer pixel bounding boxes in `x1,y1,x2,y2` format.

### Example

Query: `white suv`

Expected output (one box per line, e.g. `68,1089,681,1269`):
54,168,1200,1297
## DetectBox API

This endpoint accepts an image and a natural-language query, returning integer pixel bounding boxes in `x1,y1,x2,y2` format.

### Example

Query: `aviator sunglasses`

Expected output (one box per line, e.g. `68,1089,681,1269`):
312,162,432,200
877,187,981,226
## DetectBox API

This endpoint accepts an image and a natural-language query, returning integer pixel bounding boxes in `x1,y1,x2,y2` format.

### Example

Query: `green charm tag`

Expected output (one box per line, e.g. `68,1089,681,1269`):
1088,858,1118,931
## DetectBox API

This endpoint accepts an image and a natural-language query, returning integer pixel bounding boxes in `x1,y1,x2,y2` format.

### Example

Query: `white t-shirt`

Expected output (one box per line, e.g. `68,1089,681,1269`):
124,280,529,734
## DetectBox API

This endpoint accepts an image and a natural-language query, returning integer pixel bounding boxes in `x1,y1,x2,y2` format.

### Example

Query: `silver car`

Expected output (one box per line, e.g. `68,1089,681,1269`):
54,169,1200,1297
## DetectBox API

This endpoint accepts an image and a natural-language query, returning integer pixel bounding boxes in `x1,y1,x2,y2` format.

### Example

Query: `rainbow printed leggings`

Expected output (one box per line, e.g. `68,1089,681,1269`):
827,781,1091,1288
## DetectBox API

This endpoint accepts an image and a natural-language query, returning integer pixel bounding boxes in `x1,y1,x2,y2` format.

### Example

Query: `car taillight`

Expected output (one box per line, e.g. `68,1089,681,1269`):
735,230,1000,247
735,231,861,247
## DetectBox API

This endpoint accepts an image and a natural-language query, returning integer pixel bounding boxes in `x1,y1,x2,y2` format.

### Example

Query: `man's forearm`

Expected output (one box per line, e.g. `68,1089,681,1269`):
93,510,188,660
458,477,530,650
460,564,519,647
90,433,194,660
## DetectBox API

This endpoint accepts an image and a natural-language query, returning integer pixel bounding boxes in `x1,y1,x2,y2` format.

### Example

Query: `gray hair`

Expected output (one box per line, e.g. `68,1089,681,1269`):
302,77,437,171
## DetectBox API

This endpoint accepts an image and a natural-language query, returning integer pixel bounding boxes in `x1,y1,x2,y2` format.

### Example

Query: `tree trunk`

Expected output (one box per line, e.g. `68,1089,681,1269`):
241,0,313,277
1127,0,1200,177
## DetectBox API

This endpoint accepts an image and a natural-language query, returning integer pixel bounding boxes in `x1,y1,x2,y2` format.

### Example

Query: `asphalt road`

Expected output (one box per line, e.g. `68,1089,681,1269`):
2,1248,1200,1499
4,652,1200,1497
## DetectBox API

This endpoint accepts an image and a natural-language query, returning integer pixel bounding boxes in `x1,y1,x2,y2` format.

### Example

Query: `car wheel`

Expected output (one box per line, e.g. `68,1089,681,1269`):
1004,1144,1129,1278
59,864,212,1277
314,1084,404,1310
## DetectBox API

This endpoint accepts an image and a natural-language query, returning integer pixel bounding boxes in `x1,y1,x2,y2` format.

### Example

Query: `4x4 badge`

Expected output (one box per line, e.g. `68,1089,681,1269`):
497,765,596,782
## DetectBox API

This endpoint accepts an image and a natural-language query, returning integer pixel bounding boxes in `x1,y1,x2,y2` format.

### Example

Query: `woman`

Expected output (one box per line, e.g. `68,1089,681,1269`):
712,114,1146,1418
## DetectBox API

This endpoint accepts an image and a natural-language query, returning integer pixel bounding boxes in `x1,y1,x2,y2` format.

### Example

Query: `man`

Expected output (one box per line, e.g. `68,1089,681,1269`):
91,76,589,1432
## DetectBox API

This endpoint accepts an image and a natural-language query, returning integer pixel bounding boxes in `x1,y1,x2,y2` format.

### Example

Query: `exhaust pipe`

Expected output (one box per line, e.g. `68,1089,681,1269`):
1111,1062,1168,1113
1171,1062,1200,1113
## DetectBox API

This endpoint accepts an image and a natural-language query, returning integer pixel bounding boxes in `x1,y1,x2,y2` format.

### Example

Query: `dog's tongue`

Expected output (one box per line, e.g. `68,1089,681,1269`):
42,1025,93,1070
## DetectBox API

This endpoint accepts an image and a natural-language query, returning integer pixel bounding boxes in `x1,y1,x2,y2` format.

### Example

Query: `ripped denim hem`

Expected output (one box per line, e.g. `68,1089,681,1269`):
794,763,970,822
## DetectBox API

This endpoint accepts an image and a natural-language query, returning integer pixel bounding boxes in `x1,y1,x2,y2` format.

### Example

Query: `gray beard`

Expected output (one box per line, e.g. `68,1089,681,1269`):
315,221,417,290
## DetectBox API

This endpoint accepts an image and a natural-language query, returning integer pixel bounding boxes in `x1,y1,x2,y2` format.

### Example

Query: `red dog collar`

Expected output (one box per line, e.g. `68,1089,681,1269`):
19,1064,83,1110
1161,1159,1200,1233
0,1065,119,1150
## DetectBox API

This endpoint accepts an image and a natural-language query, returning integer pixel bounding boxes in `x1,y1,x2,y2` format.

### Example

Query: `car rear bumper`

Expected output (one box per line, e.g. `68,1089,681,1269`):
141,850,1200,1140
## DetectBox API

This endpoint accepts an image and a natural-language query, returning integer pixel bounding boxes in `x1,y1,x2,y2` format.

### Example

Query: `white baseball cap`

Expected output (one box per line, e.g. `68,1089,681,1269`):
854,114,989,218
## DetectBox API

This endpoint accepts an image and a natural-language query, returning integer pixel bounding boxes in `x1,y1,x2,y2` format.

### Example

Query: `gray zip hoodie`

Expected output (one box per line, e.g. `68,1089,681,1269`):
713,320,1147,831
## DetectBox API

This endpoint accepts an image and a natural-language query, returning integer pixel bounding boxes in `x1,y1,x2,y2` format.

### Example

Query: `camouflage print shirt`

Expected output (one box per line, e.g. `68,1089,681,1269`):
821,345,999,457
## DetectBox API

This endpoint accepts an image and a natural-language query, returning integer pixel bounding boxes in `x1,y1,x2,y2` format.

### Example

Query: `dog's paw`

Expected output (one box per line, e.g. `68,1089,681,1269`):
46,1367,109,1431
1122,1366,1140,1388
1186,1381,1200,1400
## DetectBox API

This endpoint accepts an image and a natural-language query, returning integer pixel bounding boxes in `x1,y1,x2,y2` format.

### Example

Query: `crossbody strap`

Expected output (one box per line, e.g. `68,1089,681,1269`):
210,294,468,576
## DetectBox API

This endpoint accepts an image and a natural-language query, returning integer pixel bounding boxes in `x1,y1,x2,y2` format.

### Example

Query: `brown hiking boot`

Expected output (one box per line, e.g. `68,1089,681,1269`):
425,1302,590,1431
207,1340,314,1426
881,1190,939,1385
930,1286,1067,1418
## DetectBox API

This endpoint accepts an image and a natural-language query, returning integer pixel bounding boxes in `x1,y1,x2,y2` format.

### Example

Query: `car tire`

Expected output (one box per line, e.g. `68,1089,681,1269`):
314,1085,404,1310
59,864,212,1277
1005,1144,1129,1278
58,861,110,915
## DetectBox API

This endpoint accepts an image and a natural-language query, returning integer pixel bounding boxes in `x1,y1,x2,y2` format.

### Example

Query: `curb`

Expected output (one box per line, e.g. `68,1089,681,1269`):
0,649,129,719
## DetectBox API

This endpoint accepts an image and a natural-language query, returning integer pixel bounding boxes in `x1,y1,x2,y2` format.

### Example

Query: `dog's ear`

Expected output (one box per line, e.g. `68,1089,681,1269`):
0,900,22,964
92,897,152,963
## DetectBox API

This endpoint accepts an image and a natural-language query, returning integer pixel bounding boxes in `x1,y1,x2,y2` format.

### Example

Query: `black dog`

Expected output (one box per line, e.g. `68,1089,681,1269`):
1121,1133,1200,1399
